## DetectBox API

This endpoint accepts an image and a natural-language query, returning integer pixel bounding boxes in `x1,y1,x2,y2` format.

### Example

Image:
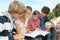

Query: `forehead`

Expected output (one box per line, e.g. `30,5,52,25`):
26,8,32,12
42,12,47,15
34,14,39,16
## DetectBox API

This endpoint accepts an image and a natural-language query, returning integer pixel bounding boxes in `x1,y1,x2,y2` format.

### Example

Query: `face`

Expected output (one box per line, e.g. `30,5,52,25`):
25,9,32,17
32,15,39,20
41,12,47,17
12,13,20,19
19,13,25,18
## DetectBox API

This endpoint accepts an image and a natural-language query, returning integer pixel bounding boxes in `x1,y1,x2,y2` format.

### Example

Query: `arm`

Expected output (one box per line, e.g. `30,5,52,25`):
14,23,24,39
15,23,21,34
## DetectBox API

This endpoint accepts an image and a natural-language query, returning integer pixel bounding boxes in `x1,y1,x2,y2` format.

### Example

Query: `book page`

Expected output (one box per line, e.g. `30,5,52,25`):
25,30,49,38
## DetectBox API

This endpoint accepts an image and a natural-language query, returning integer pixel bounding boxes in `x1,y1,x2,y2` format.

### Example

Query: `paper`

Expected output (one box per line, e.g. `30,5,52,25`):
25,30,49,38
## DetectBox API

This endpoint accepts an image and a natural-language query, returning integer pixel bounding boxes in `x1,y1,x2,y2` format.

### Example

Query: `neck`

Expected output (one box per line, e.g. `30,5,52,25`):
19,16,26,24
10,14,14,18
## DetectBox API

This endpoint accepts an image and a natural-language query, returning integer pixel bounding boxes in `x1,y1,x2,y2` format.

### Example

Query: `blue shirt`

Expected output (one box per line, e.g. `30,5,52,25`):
39,16,50,30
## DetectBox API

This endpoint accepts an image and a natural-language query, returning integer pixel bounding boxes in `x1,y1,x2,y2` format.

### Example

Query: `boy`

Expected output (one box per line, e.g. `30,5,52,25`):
39,6,56,40
0,1,26,40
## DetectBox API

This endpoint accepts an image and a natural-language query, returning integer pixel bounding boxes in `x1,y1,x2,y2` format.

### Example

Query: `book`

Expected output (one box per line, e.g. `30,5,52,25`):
24,30,49,38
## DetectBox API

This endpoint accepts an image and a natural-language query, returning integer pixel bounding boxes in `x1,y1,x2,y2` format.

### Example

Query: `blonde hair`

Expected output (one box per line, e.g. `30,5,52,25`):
8,1,26,14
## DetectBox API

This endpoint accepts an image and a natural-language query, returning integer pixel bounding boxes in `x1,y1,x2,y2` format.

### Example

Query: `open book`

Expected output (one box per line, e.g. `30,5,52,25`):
24,30,49,38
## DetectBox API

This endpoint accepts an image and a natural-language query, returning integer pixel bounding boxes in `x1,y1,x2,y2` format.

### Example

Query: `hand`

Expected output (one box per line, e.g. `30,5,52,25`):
50,21,54,26
14,33,24,40
14,34,21,39
19,33,25,38
35,28,40,30
28,31,33,34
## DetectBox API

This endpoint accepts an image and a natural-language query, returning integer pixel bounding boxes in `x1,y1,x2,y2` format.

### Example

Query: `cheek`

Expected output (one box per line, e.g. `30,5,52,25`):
27,14,30,16
16,15,20,18
34,17,37,19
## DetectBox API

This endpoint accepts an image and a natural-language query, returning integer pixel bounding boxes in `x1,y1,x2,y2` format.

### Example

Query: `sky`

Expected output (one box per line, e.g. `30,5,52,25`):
0,0,60,13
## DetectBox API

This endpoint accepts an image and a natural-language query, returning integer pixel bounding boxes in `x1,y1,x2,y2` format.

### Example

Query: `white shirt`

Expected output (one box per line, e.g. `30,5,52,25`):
15,18,28,34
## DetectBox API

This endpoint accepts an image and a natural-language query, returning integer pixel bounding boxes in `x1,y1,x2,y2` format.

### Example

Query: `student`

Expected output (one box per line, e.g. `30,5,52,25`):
39,6,56,40
28,10,40,31
28,10,42,40
14,6,32,40
14,5,34,40
0,1,26,40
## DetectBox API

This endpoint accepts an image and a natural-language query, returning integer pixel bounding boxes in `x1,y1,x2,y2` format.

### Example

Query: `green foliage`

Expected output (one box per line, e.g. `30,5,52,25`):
53,3,60,17
48,12,55,19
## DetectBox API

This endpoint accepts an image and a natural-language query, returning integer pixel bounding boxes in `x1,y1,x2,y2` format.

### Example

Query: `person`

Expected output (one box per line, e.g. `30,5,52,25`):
25,6,32,18
28,10,42,40
39,6,56,40
28,10,40,31
14,5,33,40
0,1,26,40
14,6,33,40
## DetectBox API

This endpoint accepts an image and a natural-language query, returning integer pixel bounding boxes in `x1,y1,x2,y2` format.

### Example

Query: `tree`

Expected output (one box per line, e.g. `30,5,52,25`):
53,3,60,17
48,12,55,19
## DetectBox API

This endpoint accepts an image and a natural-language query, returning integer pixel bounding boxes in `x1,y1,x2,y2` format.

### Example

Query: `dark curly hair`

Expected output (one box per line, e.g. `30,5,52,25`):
41,6,50,14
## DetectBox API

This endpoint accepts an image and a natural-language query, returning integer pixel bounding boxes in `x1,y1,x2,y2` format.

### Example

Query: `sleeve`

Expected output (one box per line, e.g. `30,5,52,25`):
40,18,46,29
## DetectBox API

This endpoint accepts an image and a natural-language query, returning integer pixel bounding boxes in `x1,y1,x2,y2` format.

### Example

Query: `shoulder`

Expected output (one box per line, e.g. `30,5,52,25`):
15,19,20,24
45,16,50,19
28,18,32,21
44,16,50,22
0,16,9,24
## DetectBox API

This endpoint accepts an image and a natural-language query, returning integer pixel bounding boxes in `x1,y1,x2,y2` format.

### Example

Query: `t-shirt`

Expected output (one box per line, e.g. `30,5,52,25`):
0,12,14,40
28,18,40,31
15,18,28,34
39,16,50,29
